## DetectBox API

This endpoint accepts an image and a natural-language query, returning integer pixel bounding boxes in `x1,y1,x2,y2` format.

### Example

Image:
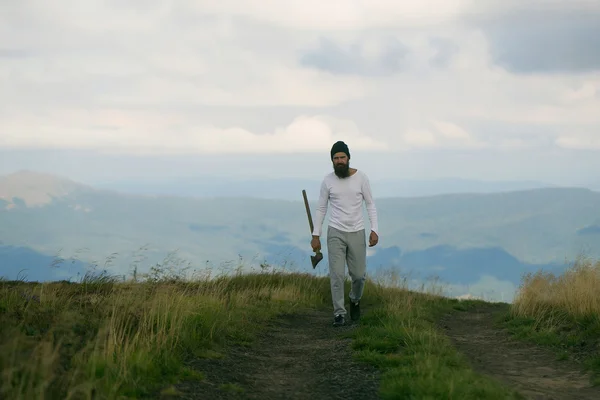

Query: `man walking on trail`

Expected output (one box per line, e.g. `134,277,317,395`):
311,140,379,327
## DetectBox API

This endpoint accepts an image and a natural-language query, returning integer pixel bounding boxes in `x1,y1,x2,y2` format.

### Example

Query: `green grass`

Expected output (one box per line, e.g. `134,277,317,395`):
347,282,523,399
500,258,600,385
1,263,522,399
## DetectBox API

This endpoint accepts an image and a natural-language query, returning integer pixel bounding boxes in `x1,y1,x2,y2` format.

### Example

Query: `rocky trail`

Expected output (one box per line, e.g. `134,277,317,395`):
439,303,600,400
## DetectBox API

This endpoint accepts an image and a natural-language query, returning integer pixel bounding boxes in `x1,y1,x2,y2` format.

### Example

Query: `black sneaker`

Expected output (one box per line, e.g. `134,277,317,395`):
350,300,360,321
333,314,345,327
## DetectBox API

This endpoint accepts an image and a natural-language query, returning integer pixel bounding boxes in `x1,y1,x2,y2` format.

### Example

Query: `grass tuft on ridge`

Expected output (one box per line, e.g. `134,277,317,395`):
501,256,600,385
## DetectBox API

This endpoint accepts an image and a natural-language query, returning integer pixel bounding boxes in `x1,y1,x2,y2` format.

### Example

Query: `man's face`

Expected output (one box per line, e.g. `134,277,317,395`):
332,152,350,178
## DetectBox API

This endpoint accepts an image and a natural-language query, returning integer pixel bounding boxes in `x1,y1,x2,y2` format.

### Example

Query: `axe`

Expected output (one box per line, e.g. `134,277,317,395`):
302,189,324,268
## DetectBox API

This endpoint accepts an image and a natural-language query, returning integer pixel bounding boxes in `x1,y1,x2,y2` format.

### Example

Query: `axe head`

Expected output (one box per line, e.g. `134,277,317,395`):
311,251,323,268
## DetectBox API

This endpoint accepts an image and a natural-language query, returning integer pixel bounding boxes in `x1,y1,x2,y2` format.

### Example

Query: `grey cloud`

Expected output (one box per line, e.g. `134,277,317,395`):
299,37,409,76
428,37,459,68
462,120,562,147
466,8,600,74
0,49,30,59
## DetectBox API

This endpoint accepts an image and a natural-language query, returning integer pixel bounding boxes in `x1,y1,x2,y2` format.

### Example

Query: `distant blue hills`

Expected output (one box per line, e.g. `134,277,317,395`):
0,244,88,282
258,242,565,286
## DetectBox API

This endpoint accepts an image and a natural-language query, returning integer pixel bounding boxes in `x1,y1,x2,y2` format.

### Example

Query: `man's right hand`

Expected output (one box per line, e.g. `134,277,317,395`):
311,236,321,252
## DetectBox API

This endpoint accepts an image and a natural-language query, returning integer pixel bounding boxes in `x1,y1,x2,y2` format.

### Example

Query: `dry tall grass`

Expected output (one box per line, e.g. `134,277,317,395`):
504,256,600,384
511,257,600,320
0,267,331,400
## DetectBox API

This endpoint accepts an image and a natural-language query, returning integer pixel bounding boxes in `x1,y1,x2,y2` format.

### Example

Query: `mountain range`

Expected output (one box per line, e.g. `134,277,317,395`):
2,170,600,302
92,175,558,200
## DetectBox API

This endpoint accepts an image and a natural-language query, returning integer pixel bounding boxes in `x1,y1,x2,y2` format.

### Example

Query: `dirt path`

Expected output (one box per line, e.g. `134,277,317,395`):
439,303,600,400
164,308,380,400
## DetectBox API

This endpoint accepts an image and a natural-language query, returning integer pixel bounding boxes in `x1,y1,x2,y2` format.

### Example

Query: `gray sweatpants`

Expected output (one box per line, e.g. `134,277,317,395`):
326,226,367,317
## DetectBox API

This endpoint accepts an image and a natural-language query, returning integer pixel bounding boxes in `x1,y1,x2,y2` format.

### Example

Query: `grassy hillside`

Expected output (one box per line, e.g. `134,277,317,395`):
0,261,521,399
502,257,600,384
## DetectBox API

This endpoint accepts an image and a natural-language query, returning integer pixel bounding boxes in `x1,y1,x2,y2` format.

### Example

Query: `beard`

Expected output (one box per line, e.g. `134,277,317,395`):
333,162,350,178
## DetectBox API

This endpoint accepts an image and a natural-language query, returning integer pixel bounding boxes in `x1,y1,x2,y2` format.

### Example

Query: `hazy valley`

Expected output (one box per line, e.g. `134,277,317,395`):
2,170,600,301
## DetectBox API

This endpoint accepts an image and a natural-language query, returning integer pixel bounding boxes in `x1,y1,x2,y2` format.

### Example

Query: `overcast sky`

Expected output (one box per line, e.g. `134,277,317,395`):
1,0,599,185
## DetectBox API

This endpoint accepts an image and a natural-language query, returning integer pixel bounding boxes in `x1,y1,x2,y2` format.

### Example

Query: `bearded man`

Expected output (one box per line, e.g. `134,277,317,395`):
311,140,379,326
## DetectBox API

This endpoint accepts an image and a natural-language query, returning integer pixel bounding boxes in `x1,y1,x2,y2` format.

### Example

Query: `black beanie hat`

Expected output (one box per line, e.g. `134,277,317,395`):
330,141,350,160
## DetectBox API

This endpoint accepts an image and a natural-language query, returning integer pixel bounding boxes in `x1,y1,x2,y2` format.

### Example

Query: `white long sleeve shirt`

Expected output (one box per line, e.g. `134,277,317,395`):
312,169,378,237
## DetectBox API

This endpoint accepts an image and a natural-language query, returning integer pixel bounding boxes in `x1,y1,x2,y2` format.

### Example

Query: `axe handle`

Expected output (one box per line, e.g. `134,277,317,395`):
302,189,315,235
